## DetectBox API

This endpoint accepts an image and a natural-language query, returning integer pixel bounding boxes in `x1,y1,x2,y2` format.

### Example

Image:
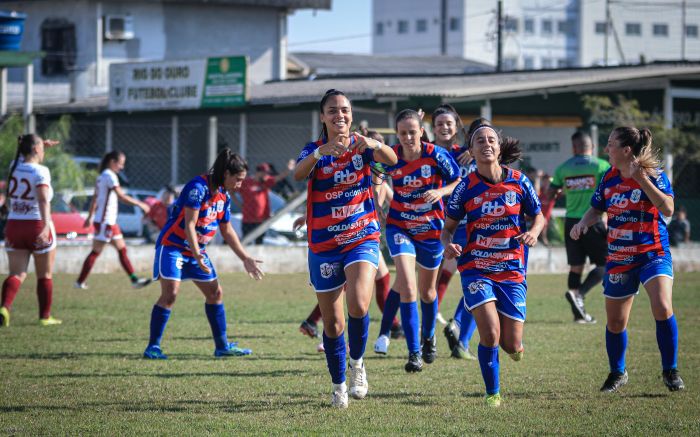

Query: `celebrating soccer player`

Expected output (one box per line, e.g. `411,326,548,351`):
143,148,263,360
442,120,544,407
570,127,685,393
293,89,397,408
373,109,460,372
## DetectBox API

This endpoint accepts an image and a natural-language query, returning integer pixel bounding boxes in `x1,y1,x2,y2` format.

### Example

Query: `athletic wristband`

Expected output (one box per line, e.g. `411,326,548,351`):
313,148,322,160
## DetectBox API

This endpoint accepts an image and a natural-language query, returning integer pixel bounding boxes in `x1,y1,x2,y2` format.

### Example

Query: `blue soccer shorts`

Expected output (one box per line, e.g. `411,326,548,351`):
604,255,673,299
460,274,527,322
308,241,380,293
153,244,218,282
386,226,443,270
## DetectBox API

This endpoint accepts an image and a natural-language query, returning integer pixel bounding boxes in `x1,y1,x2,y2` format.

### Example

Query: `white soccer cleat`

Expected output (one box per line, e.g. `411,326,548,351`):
374,335,390,355
331,383,348,409
316,341,325,353
73,282,88,290
436,312,448,326
348,359,368,400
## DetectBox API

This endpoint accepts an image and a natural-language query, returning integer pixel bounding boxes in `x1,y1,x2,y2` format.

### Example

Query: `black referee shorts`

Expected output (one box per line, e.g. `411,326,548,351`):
564,217,607,267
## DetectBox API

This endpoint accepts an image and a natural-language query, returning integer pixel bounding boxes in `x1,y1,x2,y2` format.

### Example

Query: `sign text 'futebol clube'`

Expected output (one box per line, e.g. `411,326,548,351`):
109,56,248,111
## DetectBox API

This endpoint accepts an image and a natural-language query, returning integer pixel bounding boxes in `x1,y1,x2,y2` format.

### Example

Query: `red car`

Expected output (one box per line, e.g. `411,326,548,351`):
51,196,92,240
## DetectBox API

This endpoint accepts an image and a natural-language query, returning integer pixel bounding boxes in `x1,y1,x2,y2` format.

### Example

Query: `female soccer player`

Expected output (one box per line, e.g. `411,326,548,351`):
0,134,61,327
442,120,544,407
294,89,397,408
432,108,480,360
75,151,152,290
570,127,684,392
374,109,460,372
143,148,264,360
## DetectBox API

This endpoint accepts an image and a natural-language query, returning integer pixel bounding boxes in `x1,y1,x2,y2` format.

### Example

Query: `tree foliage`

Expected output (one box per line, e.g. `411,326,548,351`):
0,115,96,191
581,94,700,180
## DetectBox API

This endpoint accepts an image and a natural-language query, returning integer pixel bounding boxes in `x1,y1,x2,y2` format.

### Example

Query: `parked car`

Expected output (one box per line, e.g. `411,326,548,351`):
62,188,157,237
51,195,93,240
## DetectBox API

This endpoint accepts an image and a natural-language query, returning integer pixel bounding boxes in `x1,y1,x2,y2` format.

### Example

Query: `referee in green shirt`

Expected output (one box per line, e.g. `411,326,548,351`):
548,131,610,324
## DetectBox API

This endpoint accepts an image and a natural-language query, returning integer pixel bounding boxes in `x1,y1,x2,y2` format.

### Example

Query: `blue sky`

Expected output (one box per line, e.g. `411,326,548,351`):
287,0,371,54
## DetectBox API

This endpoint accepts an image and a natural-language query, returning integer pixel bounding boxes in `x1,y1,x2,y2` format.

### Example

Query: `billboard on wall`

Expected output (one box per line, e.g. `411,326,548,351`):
109,56,247,111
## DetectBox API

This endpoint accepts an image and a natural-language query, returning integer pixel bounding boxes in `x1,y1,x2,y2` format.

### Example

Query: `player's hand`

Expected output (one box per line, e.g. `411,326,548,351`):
286,159,296,172
569,222,588,241
293,216,306,231
515,231,537,247
351,134,381,153
83,217,93,229
457,149,471,166
139,202,151,214
417,108,425,121
444,242,462,260
243,257,264,280
43,139,60,148
36,225,51,246
320,134,349,157
629,159,650,182
423,189,441,204
195,253,211,274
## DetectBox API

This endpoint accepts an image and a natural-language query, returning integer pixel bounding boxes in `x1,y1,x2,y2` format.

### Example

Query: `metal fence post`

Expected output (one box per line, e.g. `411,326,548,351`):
208,116,218,168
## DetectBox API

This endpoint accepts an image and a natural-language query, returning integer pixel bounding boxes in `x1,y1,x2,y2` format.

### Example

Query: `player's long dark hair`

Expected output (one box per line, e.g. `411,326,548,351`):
1,134,43,217
394,109,430,143
99,150,125,172
467,118,521,165
209,148,248,188
612,126,660,177
319,89,351,140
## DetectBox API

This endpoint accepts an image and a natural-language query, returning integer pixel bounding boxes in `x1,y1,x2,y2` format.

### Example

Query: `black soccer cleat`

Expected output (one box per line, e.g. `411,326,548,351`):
443,319,460,352
600,370,629,392
662,369,685,392
565,290,587,320
421,335,437,364
405,352,423,373
390,323,405,340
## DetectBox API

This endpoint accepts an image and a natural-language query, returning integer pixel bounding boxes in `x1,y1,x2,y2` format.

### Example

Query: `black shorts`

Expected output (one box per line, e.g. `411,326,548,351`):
564,217,607,267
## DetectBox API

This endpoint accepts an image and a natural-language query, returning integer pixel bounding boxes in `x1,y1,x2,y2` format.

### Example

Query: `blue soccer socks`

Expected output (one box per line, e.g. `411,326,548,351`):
205,303,229,351
323,331,347,384
148,305,171,348
400,301,420,354
606,328,628,373
379,289,401,337
478,344,500,395
348,313,369,361
656,314,679,371
420,297,438,340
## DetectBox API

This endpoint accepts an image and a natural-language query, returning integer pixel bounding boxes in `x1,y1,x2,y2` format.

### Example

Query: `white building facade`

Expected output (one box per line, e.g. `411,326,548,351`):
372,0,700,69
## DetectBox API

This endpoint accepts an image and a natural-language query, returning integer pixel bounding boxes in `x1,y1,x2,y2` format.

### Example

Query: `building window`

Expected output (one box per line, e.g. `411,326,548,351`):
449,17,460,31
541,57,552,68
376,22,383,35
41,18,76,76
557,59,569,68
503,57,517,70
625,22,642,36
524,56,534,69
542,19,553,35
505,17,518,33
653,23,669,36
558,19,574,35
524,18,534,34
687,24,699,37
398,20,408,34
416,19,427,33
595,22,607,34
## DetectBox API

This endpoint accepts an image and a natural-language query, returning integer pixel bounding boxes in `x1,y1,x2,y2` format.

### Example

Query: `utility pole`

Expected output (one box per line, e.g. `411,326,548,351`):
497,0,503,72
682,0,687,60
440,0,448,55
604,0,610,66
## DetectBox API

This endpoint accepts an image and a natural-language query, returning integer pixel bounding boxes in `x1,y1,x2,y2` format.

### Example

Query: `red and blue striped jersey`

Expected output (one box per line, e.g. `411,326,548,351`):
590,167,673,273
157,174,230,254
385,142,460,241
445,167,541,282
449,144,477,179
297,137,380,255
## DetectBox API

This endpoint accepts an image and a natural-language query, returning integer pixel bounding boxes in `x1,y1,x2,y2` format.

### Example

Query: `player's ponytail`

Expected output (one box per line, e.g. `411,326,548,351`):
613,126,660,177
498,136,522,165
99,150,124,172
1,134,42,218
209,147,248,188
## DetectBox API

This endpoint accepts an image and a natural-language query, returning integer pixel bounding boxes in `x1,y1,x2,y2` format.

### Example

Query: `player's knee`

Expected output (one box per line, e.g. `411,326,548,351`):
480,328,500,347
160,292,178,307
323,319,344,337
652,303,673,321
606,318,626,333
11,273,27,282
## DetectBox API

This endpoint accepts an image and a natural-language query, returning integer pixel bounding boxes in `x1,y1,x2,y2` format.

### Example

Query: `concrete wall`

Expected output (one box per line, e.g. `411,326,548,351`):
3,243,700,275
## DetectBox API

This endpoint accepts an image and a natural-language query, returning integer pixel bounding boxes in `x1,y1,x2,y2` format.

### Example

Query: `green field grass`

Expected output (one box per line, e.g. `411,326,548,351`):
1,272,699,435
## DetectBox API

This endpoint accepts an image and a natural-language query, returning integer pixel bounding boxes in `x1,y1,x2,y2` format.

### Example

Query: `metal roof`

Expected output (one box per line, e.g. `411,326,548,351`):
9,62,700,114
288,52,493,78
